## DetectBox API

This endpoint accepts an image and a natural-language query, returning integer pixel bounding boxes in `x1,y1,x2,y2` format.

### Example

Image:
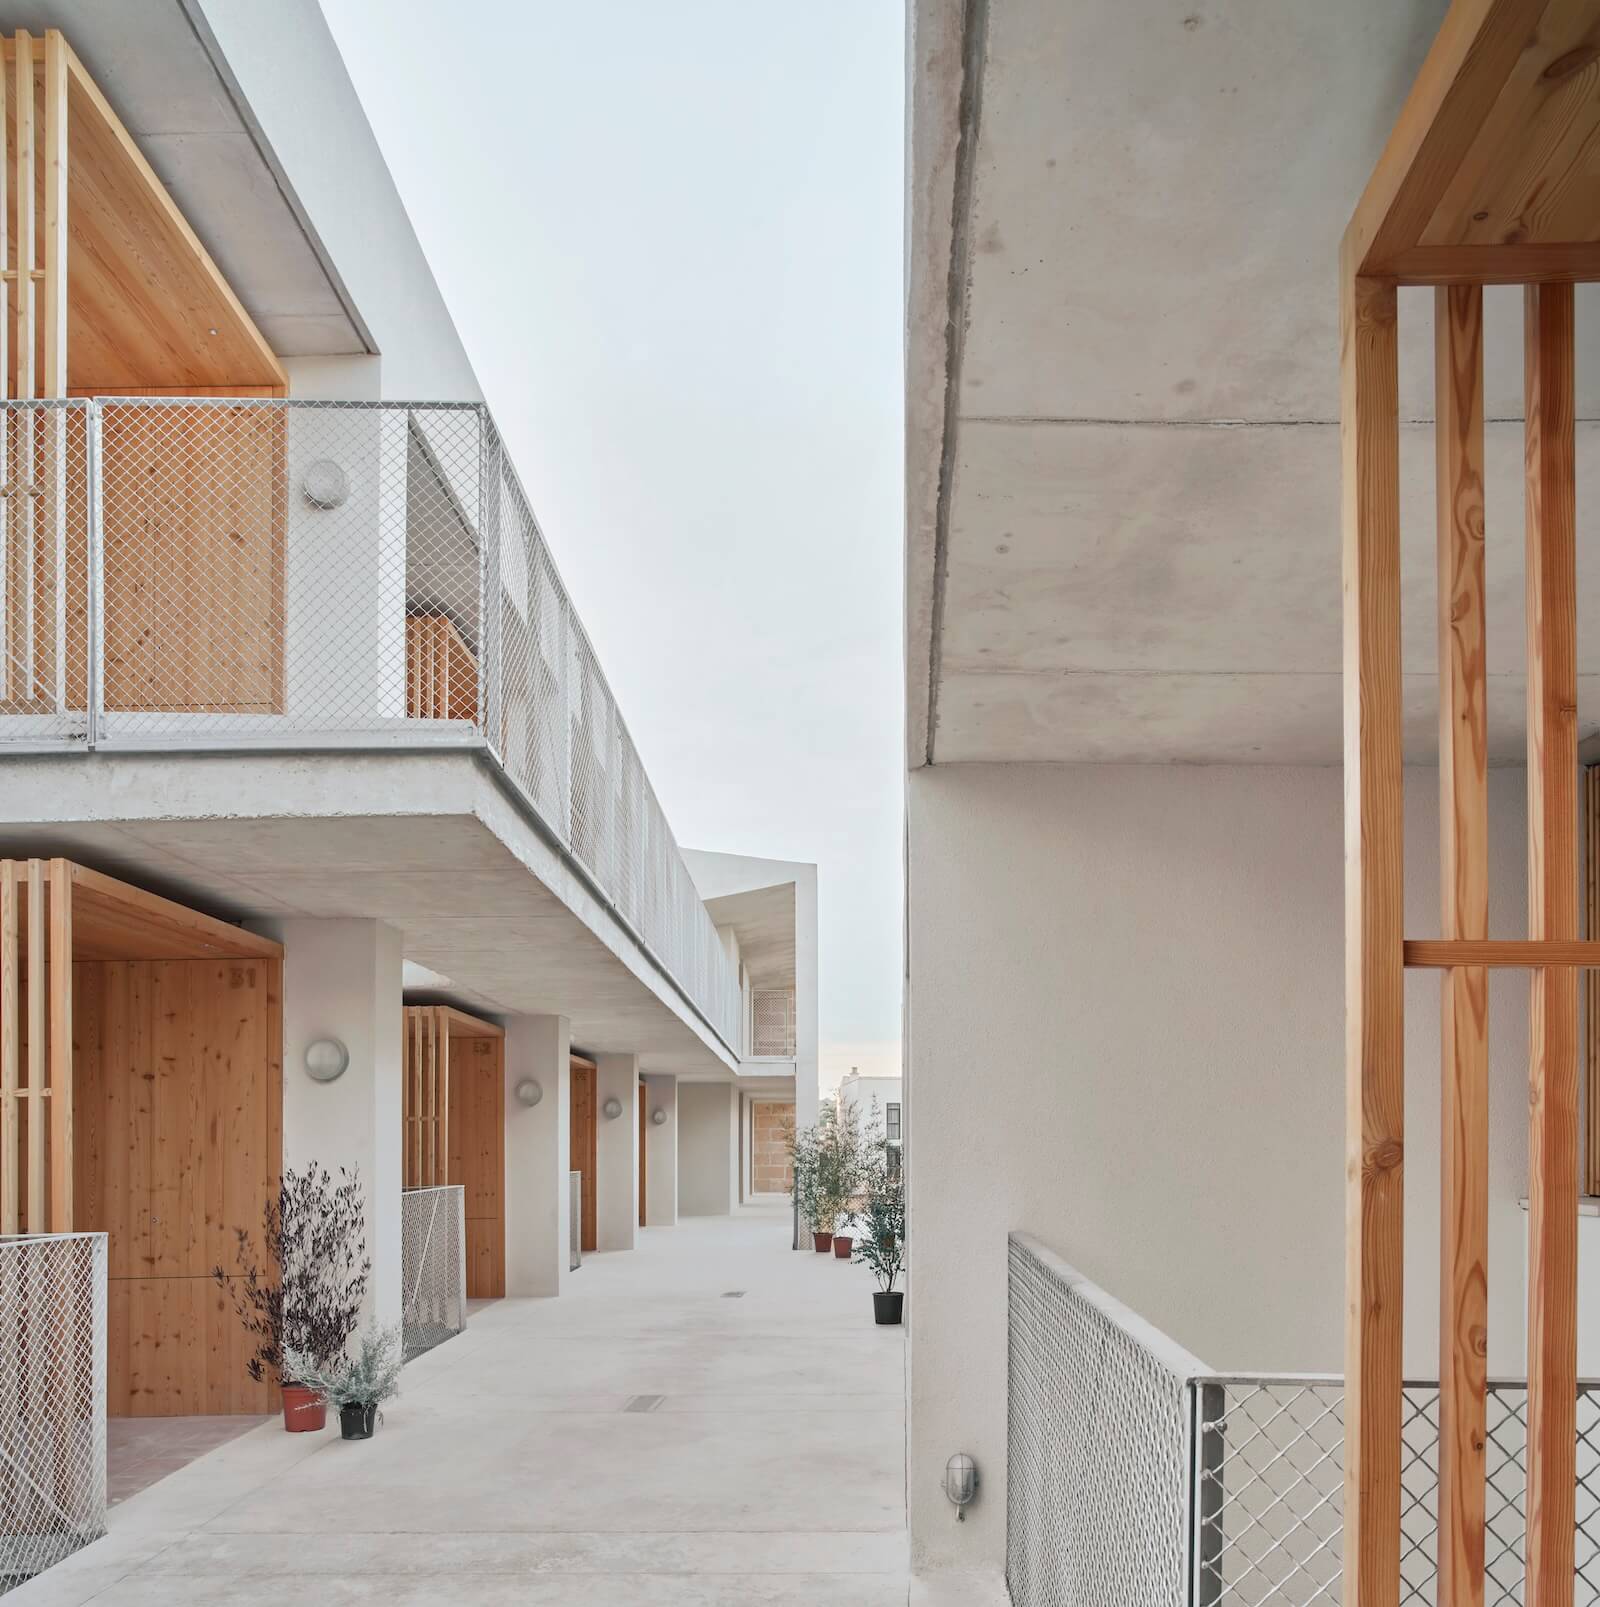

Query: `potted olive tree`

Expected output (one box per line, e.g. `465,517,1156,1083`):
825,1095,873,1259
789,1121,833,1252
854,1137,906,1324
215,1162,373,1432
284,1323,402,1440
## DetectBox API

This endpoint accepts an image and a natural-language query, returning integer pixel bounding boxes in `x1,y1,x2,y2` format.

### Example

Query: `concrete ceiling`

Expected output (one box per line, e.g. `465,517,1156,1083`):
0,752,736,1079
703,882,797,989
0,0,370,357
907,0,1600,766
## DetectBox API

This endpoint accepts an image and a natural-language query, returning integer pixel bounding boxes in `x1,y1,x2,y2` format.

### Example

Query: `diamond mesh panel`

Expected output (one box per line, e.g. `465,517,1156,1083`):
1007,1236,1192,1607
0,1233,107,1593
0,403,90,748
95,399,483,741
401,1186,466,1363
751,990,796,1057
1193,1379,1600,1607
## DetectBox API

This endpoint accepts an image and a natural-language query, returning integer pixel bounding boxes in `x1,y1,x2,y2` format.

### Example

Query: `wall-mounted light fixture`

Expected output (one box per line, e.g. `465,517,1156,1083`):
944,1453,978,1521
514,1079,543,1107
304,1038,349,1083
602,1096,622,1120
302,458,350,510
651,1107,667,1126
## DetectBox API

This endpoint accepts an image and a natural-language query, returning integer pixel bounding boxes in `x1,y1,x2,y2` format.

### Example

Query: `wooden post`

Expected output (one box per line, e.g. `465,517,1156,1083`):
40,31,65,401
0,862,15,1235
24,859,42,1231
47,859,70,1229
1524,279,1578,1607
1341,265,1404,1607
15,31,35,405
1435,282,1488,1607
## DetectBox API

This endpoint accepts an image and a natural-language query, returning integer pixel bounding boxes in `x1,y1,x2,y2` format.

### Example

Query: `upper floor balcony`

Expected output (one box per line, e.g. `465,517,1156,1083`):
0,394,742,1050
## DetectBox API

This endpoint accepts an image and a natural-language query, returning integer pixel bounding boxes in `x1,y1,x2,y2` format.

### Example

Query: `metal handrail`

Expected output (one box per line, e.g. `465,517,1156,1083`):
1007,1233,1600,1607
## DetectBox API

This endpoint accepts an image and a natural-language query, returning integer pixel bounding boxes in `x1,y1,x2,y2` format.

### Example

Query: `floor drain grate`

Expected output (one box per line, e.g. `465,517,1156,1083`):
721,1290,746,1298
623,1394,664,1413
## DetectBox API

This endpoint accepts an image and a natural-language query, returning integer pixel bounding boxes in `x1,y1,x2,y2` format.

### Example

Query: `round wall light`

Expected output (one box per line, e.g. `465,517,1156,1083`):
602,1096,623,1120
304,1038,349,1083
651,1107,667,1126
301,458,350,510
514,1078,543,1107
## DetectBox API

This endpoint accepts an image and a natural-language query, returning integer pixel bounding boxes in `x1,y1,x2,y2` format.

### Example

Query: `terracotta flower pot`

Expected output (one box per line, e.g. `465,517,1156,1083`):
812,1231,833,1253
833,1235,854,1259
281,1383,326,1433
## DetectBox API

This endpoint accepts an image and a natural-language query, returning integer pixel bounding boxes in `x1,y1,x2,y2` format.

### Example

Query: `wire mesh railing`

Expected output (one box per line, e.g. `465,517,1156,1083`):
1006,1233,1600,1607
0,1232,106,1594
400,1186,467,1363
0,397,740,1051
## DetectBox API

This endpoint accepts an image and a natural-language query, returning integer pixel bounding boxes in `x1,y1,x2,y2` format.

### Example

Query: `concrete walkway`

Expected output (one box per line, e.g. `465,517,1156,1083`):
18,1205,910,1605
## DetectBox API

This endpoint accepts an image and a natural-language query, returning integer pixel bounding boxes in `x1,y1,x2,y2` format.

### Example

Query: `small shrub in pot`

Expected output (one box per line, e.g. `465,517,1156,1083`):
214,1162,373,1431
284,1323,402,1440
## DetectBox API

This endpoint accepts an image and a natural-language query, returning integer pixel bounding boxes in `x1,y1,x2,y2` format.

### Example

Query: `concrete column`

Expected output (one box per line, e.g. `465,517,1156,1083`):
246,917,403,1333
503,1014,571,1296
643,1074,677,1226
594,1053,639,1252
679,1083,739,1216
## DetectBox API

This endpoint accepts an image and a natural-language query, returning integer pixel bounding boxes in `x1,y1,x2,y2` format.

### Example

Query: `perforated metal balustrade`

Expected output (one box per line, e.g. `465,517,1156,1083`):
1006,1233,1600,1607
0,1233,106,1594
0,398,740,1053
400,1186,467,1363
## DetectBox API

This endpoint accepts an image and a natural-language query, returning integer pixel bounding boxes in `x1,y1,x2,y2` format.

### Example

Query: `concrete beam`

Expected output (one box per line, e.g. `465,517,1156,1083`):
504,1014,571,1296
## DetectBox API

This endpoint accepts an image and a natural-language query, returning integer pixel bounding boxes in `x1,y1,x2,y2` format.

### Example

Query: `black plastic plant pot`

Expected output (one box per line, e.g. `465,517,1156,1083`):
873,1290,904,1326
340,1402,377,1440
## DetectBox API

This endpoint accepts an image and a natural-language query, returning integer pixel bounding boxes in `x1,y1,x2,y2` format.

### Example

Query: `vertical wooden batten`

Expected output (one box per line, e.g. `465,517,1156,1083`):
1341,263,1405,1607
0,861,14,1235
1523,280,1579,1607
47,857,70,1227
40,32,65,400
1435,281,1488,1607
24,859,42,1230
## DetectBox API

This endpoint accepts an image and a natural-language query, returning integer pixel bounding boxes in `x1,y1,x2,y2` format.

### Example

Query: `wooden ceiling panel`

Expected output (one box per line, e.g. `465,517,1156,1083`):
0,35,284,395
62,47,284,393
7,860,281,962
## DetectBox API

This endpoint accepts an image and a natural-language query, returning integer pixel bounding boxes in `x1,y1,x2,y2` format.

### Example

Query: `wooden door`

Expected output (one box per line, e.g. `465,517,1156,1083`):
100,403,286,713
446,1032,505,1298
638,1081,647,1227
570,1059,597,1253
74,957,280,1415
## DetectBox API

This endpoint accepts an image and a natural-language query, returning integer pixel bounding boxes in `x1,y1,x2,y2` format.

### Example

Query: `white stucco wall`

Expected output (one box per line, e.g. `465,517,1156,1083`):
678,1082,739,1217
905,762,1536,1576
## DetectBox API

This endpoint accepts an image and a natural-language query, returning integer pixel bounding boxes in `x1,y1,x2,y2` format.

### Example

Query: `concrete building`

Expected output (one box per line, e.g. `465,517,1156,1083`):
0,0,818,1512
834,1069,902,1175
907,0,1600,1602
682,849,820,1208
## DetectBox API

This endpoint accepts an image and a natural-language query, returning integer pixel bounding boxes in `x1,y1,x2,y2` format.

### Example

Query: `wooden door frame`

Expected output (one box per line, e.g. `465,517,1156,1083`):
571,1054,597,1253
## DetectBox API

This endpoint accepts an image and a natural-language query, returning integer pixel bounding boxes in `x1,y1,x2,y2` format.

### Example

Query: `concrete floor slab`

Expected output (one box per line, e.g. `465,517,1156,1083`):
14,1209,912,1606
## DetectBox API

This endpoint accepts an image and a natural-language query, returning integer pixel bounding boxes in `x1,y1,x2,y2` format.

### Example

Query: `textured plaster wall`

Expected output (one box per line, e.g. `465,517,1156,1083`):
905,762,1535,1576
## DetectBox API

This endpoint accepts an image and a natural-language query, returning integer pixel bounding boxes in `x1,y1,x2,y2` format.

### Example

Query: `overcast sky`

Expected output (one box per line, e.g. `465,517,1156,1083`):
319,1,905,1092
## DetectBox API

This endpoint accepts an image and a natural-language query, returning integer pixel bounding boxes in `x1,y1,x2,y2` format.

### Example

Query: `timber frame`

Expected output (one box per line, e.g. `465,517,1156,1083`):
0,857,281,1235
1342,4,1600,1605
0,29,284,400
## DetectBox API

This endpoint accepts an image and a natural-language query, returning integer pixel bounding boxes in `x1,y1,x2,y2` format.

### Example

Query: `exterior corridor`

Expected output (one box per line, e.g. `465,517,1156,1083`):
15,1208,909,1606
